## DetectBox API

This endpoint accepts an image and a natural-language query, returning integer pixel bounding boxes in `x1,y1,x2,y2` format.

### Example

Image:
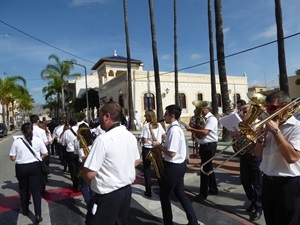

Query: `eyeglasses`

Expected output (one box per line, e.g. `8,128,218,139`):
266,104,285,111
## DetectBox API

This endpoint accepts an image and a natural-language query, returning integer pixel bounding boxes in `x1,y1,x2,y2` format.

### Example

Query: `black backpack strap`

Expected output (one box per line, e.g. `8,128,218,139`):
21,138,41,162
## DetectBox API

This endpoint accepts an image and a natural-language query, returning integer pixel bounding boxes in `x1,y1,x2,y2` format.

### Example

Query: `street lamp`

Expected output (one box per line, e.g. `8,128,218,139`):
68,61,90,122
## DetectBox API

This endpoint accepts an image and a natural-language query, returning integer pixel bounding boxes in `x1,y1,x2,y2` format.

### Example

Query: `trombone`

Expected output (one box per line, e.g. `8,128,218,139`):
200,96,300,176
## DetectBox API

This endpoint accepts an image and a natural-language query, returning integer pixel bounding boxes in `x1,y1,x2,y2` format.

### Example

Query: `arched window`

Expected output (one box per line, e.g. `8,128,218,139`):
197,93,203,101
179,93,187,113
119,94,124,108
144,93,155,110
234,93,241,102
217,93,222,107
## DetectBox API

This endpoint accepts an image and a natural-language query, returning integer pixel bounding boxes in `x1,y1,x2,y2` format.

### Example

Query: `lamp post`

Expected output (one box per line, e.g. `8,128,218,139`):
69,62,90,122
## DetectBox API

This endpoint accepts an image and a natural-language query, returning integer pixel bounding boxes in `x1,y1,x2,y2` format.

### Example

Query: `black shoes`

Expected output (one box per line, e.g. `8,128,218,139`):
35,215,43,224
144,191,152,198
208,189,218,195
250,211,262,221
197,194,207,201
246,202,255,212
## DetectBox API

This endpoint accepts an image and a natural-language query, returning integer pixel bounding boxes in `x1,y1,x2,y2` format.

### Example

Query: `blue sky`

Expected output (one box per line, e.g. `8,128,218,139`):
0,0,299,104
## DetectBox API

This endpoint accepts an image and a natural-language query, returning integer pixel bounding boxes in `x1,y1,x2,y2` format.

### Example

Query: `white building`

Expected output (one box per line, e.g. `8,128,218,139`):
68,52,249,124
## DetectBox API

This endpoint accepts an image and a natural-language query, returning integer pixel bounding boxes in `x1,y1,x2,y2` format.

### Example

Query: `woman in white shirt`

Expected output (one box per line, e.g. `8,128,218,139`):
9,123,48,224
141,109,166,197
74,123,95,205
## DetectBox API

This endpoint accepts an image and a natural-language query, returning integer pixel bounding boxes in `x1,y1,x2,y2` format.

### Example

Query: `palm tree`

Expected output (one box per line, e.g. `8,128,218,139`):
295,69,300,85
122,0,136,131
274,0,288,93
148,0,164,121
214,0,231,141
0,75,30,125
174,0,179,105
208,0,218,117
40,54,80,119
42,74,64,119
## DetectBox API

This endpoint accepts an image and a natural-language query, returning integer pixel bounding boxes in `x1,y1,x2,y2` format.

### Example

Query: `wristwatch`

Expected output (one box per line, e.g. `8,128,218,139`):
271,128,280,135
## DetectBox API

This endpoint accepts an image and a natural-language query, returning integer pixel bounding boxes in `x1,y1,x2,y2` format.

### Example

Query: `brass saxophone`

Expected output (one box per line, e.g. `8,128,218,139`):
146,123,164,179
77,127,91,179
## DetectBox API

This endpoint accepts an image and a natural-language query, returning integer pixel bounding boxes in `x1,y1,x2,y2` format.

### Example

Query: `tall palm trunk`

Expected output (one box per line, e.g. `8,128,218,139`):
174,0,179,105
274,0,289,93
148,0,163,121
123,0,136,130
214,0,230,141
208,0,218,117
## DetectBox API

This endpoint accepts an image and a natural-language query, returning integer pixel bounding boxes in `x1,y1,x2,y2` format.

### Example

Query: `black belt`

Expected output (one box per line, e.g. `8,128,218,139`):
263,174,300,181
200,142,217,146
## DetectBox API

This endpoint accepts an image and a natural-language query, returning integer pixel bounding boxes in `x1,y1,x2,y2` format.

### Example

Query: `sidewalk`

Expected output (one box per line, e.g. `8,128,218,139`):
133,130,266,225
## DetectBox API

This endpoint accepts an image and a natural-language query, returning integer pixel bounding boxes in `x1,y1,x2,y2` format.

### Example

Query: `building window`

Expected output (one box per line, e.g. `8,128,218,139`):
144,93,155,110
234,93,241,102
217,93,222,107
119,95,124,108
179,93,186,113
197,93,203,101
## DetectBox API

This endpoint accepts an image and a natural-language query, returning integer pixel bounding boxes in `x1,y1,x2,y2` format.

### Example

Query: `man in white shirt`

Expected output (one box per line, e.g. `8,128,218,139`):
61,117,79,191
185,101,219,200
83,101,140,225
153,104,199,225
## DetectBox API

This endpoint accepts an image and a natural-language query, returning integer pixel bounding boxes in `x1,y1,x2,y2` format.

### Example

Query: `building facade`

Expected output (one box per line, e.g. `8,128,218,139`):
68,53,249,124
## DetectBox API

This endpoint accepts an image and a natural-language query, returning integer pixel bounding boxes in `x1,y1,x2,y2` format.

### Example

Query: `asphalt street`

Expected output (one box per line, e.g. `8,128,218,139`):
0,129,266,225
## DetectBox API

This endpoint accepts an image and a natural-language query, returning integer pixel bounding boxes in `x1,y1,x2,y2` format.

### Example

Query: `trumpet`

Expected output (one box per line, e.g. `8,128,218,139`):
200,96,300,176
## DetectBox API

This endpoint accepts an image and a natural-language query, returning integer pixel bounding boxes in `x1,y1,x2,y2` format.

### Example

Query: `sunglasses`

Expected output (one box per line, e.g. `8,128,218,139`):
266,104,285,111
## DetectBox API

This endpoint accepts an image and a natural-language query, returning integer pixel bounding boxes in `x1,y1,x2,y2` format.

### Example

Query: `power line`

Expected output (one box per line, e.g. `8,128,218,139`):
1,19,299,76
0,20,95,65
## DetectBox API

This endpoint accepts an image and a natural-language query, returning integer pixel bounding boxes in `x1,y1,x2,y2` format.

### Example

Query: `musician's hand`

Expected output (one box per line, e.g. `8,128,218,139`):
265,118,279,132
152,140,160,148
185,126,192,131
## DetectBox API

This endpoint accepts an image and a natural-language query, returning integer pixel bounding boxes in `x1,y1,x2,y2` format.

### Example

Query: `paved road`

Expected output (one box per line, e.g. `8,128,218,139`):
0,129,266,225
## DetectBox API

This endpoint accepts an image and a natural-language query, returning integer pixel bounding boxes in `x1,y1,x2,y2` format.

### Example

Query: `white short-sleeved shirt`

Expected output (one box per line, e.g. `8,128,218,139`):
260,116,300,176
74,139,91,163
84,125,140,194
9,136,48,164
141,123,165,148
91,125,106,137
33,125,48,144
54,125,64,143
198,112,218,144
164,121,186,164
61,126,78,152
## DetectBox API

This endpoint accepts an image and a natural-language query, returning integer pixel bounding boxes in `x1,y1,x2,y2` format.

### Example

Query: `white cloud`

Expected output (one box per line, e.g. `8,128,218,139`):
254,24,277,40
161,54,171,60
223,27,230,34
70,0,107,6
190,53,202,61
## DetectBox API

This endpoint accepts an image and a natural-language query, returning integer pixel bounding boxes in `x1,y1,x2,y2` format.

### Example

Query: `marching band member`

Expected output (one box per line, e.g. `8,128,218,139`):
140,109,166,197
254,90,300,225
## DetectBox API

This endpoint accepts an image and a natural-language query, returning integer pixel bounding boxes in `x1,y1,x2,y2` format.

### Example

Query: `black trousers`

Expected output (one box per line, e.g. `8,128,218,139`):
240,156,262,211
159,161,198,225
65,152,79,189
199,142,218,198
262,175,300,225
16,161,42,216
141,146,153,193
85,185,131,225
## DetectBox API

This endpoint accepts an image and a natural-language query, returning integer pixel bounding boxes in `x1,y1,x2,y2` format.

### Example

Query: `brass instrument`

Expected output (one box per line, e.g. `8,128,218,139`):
233,92,266,155
146,123,164,179
77,127,91,179
191,100,209,138
200,94,300,176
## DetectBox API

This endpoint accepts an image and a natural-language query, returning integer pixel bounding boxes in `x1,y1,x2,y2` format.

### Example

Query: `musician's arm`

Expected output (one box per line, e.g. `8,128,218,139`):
82,168,97,181
185,126,210,136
